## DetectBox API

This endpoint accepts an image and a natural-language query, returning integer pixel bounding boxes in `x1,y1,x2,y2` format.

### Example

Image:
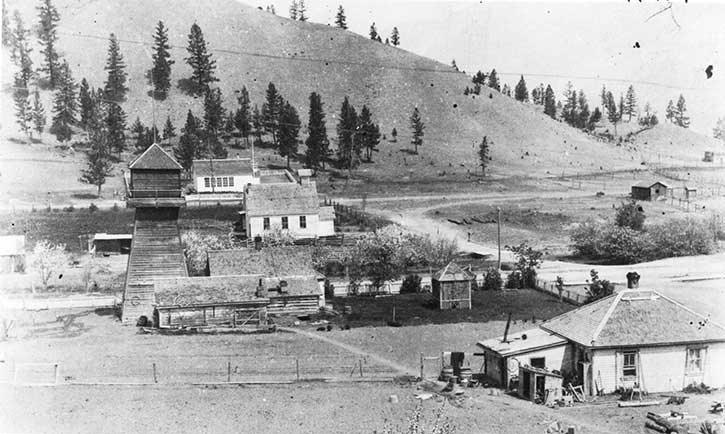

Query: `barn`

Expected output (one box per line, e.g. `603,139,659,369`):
540,289,725,395
206,246,326,310
431,261,474,310
631,181,669,201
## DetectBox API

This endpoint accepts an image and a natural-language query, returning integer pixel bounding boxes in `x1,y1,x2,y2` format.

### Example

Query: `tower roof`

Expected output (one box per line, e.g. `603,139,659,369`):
129,143,183,170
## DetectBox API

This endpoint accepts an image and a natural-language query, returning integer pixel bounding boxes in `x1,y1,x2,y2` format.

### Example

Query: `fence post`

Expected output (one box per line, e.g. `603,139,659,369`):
420,353,424,380
152,363,158,383
227,360,231,383
296,358,300,381
54,363,59,385
359,359,364,377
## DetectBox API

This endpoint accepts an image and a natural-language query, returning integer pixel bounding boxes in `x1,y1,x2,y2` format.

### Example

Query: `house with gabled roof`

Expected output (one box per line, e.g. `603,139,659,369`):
478,289,725,395
631,180,669,201
432,261,475,309
192,157,256,194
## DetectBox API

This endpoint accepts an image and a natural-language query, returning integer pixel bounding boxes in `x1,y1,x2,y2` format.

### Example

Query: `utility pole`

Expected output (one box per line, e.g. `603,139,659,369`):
497,207,502,270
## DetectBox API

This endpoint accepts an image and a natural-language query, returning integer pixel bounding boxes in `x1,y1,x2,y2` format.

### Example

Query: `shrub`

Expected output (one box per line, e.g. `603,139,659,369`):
596,225,650,264
28,241,70,291
585,269,615,303
400,274,422,293
646,217,714,259
88,203,98,213
615,200,645,231
570,219,602,257
507,242,543,288
63,205,75,212
324,279,335,299
505,270,523,289
482,267,503,291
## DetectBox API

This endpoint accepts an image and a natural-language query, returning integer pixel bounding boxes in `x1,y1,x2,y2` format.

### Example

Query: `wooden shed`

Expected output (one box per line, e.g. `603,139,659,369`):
0,235,25,274
431,262,475,310
91,233,132,255
518,364,563,403
631,181,669,201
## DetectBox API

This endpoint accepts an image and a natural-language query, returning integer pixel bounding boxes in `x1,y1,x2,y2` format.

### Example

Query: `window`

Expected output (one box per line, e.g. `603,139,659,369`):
281,216,289,229
204,177,210,188
216,177,223,187
686,347,705,373
299,216,307,229
530,357,545,369
222,177,229,187
263,218,270,230
622,352,637,378
210,177,216,187
229,177,234,187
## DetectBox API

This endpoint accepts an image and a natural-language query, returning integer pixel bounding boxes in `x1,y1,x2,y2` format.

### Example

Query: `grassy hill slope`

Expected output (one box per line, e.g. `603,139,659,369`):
1,0,720,203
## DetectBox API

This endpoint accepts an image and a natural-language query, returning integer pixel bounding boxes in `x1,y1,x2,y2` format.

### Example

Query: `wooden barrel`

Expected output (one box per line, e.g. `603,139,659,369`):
440,366,454,381
459,367,473,383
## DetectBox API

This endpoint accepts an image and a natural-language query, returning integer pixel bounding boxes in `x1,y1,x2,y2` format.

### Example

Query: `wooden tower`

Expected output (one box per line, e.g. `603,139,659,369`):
431,261,475,310
122,144,188,324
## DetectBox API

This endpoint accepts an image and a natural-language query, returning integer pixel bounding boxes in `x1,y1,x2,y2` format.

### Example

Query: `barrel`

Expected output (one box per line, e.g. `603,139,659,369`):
440,366,454,381
459,367,473,383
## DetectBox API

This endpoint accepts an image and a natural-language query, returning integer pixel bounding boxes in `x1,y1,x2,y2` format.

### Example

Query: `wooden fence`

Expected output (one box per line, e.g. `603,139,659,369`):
534,278,585,306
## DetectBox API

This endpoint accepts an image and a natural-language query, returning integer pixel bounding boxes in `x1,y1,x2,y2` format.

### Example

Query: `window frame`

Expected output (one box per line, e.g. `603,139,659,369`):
622,351,637,379
263,217,270,230
686,347,706,374
204,177,211,188
229,177,235,187
281,216,289,229
299,215,307,229
222,177,229,187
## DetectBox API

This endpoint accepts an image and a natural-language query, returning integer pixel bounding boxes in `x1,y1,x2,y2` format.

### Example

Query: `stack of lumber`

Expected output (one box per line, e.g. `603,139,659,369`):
644,412,690,433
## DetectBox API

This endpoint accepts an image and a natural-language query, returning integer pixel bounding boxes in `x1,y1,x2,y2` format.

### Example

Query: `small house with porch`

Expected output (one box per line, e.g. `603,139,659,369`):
431,262,475,310
631,181,669,201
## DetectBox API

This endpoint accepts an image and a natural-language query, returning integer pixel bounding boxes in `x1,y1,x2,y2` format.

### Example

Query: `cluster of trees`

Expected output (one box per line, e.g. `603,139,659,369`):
368,22,400,46
335,97,383,173
571,201,715,264
561,82,600,132
665,95,690,128
287,0,308,21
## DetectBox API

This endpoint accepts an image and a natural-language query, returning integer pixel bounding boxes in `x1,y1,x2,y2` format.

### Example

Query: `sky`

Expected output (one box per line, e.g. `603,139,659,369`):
244,0,724,136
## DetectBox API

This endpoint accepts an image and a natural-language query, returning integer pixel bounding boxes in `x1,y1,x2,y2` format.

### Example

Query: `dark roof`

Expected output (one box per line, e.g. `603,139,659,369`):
154,274,320,307
129,143,183,170
540,289,725,348
207,246,320,278
633,181,670,189
244,182,320,217
193,159,253,177
432,261,476,282
154,275,263,306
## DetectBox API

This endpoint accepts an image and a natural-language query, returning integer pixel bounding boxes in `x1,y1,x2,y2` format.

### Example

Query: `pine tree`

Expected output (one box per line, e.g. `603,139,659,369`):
162,116,176,142
105,102,127,155
577,90,590,130
80,129,113,196
543,85,556,119
713,117,725,143
478,136,490,176
369,22,378,40
337,96,358,171
2,0,11,47
203,87,225,138
384,37,389,45
624,85,637,122
451,59,459,71
487,69,500,91
265,5,276,14
277,101,301,168
262,82,282,145
131,117,146,152
150,21,174,100
49,61,77,143
674,94,690,128
391,127,397,142
36,0,61,88
514,75,529,102
334,5,347,29
472,71,486,86
665,100,675,123
297,0,307,21
409,107,424,154
252,104,264,145
31,88,46,137
103,33,128,102
588,107,602,131
390,27,400,46
358,105,380,162
289,0,298,20
13,74,32,139
561,82,577,126
175,110,201,170
234,86,252,146
11,11,32,76
185,23,218,95
600,85,607,111
78,78,95,131
604,91,621,135
305,92,329,170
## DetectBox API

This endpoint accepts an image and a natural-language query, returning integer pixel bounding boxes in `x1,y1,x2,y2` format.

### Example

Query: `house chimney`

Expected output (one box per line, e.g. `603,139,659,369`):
256,278,267,298
254,235,262,251
626,271,640,289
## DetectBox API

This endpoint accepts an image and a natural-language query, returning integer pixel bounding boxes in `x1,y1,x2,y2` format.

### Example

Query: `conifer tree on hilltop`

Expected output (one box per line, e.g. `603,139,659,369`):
289,0,298,20
105,101,127,155
31,88,47,137
409,107,424,154
665,99,675,123
150,21,174,100
297,0,307,21
369,22,378,40
11,11,33,83
103,33,128,102
13,73,32,139
543,84,557,119
36,0,61,88
185,23,218,96
305,92,329,170
604,91,621,136
203,87,225,138
50,61,77,143
624,85,637,122
262,82,283,146
390,27,400,46
334,5,347,29
487,69,500,91
478,136,490,176
673,94,690,128
234,86,252,146
451,59,459,71
277,101,301,169
514,75,529,102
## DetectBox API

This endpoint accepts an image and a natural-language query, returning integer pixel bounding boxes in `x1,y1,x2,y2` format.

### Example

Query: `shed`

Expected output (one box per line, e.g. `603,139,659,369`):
192,158,255,193
0,235,25,274
91,233,132,255
477,327,571,389
431,262,475,310
631,181,669,201
518,365,563,403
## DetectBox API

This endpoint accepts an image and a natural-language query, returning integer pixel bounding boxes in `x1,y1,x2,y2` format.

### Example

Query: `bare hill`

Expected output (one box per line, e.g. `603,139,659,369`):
1,0,720,202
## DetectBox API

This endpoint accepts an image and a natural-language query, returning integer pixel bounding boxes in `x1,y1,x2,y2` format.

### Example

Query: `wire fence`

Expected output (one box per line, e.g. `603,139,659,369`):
1,354,398,386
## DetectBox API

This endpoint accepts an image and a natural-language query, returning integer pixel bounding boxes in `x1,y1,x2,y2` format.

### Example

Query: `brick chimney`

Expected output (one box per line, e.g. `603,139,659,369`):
626,271,640,289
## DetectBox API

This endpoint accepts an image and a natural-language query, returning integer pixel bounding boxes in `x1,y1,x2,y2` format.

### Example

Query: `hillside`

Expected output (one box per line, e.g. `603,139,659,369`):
1,0,720,203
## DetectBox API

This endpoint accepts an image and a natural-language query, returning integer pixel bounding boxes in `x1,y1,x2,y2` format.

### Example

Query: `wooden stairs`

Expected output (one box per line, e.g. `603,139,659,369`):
122,208,188,324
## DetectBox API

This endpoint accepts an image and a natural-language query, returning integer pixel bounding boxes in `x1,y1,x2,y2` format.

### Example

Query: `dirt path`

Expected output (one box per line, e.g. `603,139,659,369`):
278,327,415,375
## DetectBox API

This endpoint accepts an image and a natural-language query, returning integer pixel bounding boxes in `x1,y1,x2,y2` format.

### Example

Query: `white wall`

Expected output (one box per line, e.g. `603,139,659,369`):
195,175,256,193
505,344,573,383
248,214,325,238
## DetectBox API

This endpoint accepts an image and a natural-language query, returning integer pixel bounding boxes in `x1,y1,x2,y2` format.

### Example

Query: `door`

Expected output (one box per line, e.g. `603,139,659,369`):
522,371,531,398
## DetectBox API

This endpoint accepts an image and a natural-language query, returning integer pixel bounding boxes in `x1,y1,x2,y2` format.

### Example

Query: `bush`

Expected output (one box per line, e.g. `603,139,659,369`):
507,242,542,288
28,241,70,291
88,203,98,213
482,267,503,291
63,205,75,212
570,219,603,257
585,269,615,303
505,270,523,289
324,279,335,299
646,217,714,259
615,200,645,231
400,274,422,293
